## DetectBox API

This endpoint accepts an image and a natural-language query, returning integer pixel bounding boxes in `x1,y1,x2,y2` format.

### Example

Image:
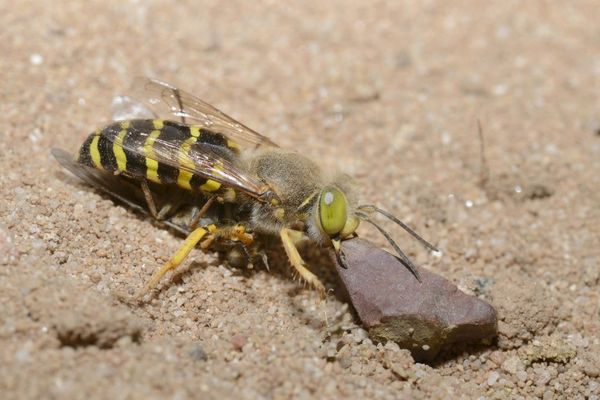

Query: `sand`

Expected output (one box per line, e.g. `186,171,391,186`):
1,1,599,399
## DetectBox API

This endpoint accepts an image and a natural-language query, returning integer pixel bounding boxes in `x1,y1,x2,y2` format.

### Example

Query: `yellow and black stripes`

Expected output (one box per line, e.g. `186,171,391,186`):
144,120,163,184
77,131,97,168
77,119,237,193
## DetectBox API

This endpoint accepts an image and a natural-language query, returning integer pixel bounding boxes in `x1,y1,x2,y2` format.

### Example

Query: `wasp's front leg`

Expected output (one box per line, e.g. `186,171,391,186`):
279,228,326,296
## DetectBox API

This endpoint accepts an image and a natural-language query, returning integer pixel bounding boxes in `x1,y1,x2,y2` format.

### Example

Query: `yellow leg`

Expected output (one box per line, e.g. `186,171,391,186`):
211,224,254,246
279,228,326,295
231,224,253,246
139,226,209,296
200,235,215,250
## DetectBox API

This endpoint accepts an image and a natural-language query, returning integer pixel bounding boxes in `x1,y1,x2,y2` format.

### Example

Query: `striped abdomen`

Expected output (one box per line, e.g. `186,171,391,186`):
77,119,238,193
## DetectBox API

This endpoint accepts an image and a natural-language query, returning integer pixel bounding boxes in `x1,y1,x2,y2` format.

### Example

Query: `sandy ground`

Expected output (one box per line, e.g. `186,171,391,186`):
1,1,599,399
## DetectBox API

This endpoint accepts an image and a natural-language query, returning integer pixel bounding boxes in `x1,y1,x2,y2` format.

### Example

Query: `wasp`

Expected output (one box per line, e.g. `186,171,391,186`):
53,78,438,297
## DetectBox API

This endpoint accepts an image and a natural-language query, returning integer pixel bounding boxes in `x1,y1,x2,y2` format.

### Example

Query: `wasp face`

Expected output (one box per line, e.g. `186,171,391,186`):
316,186,360,240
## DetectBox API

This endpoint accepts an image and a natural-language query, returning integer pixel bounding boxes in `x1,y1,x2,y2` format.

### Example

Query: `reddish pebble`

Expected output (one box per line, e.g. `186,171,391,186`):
333,238,498,362
231,334,246,351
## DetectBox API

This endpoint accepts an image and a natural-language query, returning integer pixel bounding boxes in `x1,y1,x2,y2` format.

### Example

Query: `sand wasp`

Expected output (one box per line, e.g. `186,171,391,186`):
53,78,437,297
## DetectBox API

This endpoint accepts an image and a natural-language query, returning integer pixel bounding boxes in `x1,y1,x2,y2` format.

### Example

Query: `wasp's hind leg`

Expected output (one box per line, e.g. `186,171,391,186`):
138,224,217,298
279,228,326,296
138,223,254,298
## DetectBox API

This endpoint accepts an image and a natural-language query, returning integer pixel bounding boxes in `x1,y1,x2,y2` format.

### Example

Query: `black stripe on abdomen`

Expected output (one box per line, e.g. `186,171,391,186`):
97,130,118,171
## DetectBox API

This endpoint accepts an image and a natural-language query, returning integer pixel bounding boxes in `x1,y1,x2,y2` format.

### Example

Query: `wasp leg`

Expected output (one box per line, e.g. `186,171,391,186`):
188,196,216,230
141,181,183,221
155,190,186,220
156,202,175,220
200,234,216,250
229,224,253,246
210,224,257,268
279,228,326,296
239,243,270,271
140,180,159,219
139,225,216,297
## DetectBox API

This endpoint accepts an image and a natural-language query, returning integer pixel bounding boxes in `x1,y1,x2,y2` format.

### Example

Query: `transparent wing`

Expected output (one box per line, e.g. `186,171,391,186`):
99,121,270,199
52,148,190,235
111,95,156,121
126,77,278,149
132,132,270,198
52,148,154,215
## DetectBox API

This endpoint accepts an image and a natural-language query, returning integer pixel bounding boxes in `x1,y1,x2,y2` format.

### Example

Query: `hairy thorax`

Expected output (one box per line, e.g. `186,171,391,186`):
246,149,324,235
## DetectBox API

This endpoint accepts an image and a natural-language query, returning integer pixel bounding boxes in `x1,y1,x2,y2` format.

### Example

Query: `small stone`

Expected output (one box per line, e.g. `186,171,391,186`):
543,390,554,400
333,238,498,361
583,363,600,378
352,328,369,343
501,355,524,374
578,349,600,380
488,350,506,366
487,371,500,386
380,347,414,380
533,366,552,386
0,224,16,265
189,344,207,361
89,272,102,284
231,334,246,352
338,354,352,369
337,345,352,369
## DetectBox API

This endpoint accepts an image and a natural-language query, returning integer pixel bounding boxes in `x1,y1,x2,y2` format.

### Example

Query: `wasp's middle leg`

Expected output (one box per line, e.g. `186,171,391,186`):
140,179,184,220
140,180,159,218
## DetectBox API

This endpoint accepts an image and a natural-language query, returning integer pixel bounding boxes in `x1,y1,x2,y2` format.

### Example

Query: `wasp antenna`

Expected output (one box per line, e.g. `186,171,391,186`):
356,212,422,282
357,205,439,253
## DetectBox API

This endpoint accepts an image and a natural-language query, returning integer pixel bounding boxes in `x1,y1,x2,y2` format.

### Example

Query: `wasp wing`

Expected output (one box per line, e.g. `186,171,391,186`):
124,130,270,199
125,77,278,149
52,148,192,235
52,148,148,212
111,95,157,121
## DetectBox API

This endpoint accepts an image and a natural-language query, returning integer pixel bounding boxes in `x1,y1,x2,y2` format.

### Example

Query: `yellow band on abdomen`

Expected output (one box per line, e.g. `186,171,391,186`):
113,128,128,172
177,136,198,190
144,129,162,183
90,135,103,169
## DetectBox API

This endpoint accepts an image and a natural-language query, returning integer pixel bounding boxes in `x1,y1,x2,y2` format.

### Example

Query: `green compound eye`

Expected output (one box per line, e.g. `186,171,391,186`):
318,186,348,236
